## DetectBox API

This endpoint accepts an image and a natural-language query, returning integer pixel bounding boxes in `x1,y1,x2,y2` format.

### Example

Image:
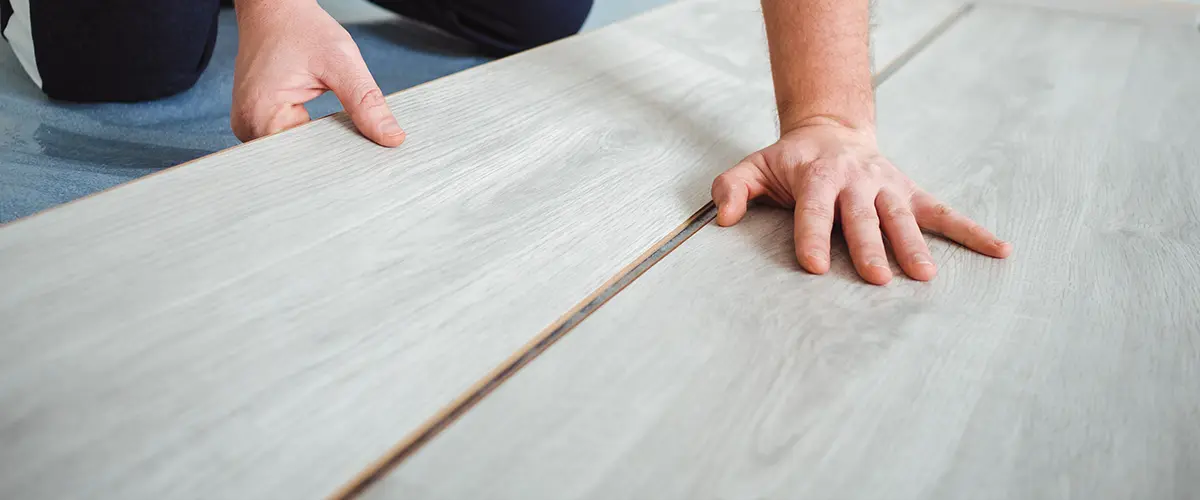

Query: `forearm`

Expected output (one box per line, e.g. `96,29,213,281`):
761,0,874,134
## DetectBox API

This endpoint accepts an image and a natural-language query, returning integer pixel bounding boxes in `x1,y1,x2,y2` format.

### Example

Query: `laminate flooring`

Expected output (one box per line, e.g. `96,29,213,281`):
366,5,1200,499
0,0,964,497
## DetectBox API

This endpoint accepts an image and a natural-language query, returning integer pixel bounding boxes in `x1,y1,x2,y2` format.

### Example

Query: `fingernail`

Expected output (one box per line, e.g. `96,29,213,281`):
868,257,888,269
807,250,827,266
380,119,404,137
914,254,933,266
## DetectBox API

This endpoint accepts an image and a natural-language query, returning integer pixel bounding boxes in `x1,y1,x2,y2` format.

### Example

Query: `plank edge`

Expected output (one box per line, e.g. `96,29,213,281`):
327,202,719,500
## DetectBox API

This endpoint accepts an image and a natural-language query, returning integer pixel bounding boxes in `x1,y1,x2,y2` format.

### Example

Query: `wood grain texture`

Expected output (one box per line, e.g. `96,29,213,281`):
368,6,1200,500
0,0,961,498
974,0,1200,24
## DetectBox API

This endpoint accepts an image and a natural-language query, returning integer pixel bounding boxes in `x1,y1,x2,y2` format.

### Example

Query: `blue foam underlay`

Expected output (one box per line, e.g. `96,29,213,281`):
0,10,491,222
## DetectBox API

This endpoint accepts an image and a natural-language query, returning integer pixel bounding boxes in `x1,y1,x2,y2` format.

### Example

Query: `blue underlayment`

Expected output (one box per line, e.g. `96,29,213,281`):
0,0,670,223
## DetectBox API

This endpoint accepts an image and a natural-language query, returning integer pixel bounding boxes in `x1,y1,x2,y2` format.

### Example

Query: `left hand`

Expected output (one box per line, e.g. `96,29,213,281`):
231,0,404,147
711,118,1012,285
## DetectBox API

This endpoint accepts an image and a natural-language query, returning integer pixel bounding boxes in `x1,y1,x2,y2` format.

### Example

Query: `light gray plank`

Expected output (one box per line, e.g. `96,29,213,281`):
370,6,1200,500
0,0,960,498
974,0,1200,24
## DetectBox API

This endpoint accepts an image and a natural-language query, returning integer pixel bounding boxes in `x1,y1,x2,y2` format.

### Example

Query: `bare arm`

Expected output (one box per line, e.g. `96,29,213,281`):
761,0,874,133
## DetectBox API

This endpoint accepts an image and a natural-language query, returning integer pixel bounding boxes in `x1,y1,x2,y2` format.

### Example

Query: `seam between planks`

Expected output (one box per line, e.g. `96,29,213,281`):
873,3,976,85
328,202,719,499
329,5,981,498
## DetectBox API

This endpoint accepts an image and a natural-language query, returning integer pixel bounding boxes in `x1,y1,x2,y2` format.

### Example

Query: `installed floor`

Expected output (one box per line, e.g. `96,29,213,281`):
370,5,1200,499
1,0,1198,499
0,0,959,497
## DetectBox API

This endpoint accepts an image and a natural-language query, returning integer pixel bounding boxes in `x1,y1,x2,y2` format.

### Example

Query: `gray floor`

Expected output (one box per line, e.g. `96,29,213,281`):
372,5,1200,498
3,1,1198,498
0,0,671,223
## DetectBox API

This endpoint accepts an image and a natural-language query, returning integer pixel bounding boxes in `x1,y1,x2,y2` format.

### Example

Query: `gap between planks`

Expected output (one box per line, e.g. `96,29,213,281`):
328,4,978,499
329,202,718,499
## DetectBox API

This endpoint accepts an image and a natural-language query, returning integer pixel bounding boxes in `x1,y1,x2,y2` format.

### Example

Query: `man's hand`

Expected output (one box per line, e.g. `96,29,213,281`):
712,118,1012,285
231,0,404,146
719,0,1011,285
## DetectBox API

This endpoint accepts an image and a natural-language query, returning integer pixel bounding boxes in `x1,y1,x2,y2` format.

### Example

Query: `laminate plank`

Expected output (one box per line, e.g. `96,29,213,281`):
368,6,1200,500
974,0,1200,24
0,0,960,498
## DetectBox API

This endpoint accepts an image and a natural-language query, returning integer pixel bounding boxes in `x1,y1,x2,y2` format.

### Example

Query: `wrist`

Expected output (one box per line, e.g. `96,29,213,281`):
777,112,883,143
775,86,875,134
780,112,876,140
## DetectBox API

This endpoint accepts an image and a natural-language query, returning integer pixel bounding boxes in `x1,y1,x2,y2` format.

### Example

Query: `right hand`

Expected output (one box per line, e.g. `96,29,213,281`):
231,0,405,147
712,118,1012,285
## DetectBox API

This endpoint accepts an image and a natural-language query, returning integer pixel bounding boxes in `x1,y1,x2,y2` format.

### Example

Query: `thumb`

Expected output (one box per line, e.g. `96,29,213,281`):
711,156,769,227
322,50,406,147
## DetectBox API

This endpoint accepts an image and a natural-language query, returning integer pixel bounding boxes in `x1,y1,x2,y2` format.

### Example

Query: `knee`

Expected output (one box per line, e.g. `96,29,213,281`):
39,26,217,103
41,67,208,103
517,0,594,47
460,0,594,55
19,0,221,103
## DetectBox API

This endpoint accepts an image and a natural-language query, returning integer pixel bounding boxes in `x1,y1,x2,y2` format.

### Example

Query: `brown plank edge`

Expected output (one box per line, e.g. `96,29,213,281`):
329,201,719,499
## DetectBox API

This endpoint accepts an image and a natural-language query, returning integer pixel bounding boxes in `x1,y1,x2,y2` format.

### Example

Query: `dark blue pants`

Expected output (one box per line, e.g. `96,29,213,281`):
0,0,593,102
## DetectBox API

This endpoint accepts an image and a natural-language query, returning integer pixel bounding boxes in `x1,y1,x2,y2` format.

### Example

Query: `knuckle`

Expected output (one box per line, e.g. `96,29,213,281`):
796,200,834,219
967,224,990,239
797,232,829,244
862,161,885,177
742,151,768,168
854,242,883,257
805,165,837,186
713,171,742,191
357,86,386,109
883,204,914,222
934,203,954,216
846,205,879,222
804,158,834,176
